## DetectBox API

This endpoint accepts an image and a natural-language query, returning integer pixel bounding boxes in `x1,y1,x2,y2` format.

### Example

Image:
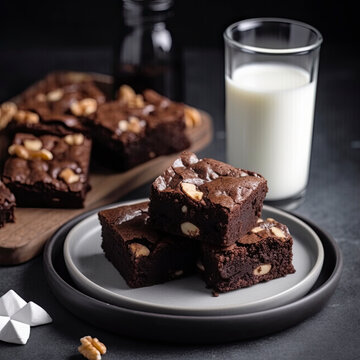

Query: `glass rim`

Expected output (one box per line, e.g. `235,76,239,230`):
224,17,323,54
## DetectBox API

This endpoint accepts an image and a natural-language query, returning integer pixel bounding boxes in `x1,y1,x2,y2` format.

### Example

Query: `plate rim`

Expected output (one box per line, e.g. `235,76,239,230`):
63,199,324,315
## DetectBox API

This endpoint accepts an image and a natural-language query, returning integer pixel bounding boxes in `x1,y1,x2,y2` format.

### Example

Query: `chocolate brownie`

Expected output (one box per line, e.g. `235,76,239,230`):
0,180,15,228
2,133,91,208
7,72,106,136
148,151,268,246
98,201,199,288
199,218,296,293
90,86,190,171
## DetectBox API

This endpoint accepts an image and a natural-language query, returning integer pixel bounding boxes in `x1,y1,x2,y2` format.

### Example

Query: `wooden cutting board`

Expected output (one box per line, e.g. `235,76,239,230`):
0,74,213,265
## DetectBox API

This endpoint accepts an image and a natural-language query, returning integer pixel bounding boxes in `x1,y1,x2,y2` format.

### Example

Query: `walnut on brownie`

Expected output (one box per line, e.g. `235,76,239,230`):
98,201,199,288
0,180,15,228
2,133,91,208
148,151,268,247
89,85,193,171
5,72,106,136
199,218,296,293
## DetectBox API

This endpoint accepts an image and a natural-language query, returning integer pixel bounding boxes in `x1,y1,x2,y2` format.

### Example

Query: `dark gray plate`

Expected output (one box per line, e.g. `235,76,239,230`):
43,205,343,344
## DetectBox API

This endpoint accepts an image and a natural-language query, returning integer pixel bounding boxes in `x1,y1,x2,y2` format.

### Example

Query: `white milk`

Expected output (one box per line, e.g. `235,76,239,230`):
225,63,317,200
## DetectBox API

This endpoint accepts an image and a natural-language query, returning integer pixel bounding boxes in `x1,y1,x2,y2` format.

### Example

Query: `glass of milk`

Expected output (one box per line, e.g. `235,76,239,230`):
224,18,322,209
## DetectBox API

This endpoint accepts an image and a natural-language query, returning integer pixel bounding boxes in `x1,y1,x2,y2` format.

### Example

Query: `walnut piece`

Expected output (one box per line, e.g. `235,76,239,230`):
71,98,97,116
118,116,143,134
47,88,64,102
180,222,200,237
129,243,150,257
129,94,145,108
59,168,80,184
118,85,145,108
251,226,263,233
184,106,201,128
8,144,29,160
23,139,43,151
14,110,39,124
253,264,272,276
0,102,17,130
8,144,53,161
271,227,286,238
180,182,203,201
118,84,136,103
78,336,106,360
64,133,85,146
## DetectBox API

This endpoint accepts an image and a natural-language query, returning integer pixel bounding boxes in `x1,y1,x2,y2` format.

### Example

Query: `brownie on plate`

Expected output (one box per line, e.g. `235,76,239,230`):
6,72,106,136
98,201,199,288
90,86,191,171
2,133,91,208
0,180,16,228
148,151,268,247
199,218,296,293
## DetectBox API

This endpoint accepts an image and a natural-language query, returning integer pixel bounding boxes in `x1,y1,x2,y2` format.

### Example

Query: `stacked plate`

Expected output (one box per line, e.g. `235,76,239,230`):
44,199,343,343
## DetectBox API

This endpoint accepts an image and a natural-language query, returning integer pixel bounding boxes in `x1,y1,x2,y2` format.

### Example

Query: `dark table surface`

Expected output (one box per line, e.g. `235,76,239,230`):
0,44,359,360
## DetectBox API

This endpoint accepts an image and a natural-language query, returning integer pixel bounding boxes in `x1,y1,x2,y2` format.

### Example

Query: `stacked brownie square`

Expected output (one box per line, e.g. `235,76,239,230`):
99,151,295,293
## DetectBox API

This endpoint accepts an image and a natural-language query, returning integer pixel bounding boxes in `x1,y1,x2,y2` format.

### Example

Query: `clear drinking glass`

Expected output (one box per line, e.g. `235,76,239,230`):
224,18,323,209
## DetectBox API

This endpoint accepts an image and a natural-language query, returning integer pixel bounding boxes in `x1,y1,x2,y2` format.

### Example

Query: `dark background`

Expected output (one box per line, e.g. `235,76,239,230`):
0,1,359,359
0,0,356,47
0,0,357,101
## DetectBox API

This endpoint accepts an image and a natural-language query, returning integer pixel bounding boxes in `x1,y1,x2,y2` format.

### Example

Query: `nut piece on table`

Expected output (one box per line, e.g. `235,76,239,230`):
180,182,203,201
129,243,150,257
64,133,85,146
184,106,201,128
23,139,43,152
78,335,107,360
14,110,39,124
253,264,272,276
59,168,80,184
70,98,97,116
180,222,200,237
0,101,18,129
47,88,64,102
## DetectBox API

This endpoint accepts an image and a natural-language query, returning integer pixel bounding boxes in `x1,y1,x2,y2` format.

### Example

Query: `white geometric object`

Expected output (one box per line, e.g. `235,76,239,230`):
0,290,27,317
0,316,9,332
0,320,30,345
0,290,52,345
12,302,52,326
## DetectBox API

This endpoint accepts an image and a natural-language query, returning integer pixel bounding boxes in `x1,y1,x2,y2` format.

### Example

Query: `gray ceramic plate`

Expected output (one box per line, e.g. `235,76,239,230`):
44,204,342,343
63,199,324,316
